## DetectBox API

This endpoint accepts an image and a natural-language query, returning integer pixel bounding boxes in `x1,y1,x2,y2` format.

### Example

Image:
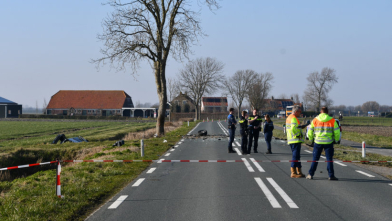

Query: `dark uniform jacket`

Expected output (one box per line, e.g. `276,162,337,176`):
248,114,262,130
263,121,274,134
227,114,237,129
239,116,248,130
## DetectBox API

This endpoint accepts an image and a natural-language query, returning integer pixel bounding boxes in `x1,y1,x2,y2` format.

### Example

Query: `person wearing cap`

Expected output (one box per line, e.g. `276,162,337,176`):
247,108,262,154
227,108,237,153
306,107,341,181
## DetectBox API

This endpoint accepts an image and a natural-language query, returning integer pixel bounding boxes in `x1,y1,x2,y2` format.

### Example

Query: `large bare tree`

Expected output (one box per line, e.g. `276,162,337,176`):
361,101,380,113
178,57,225,120
246,72,274,112
303,67,338,112
93,0,220,135
223,70,257,118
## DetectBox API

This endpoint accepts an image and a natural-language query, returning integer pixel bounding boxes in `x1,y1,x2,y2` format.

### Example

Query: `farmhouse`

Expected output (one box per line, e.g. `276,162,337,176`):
47,90,135,116
0,96,22,118
201,97,228,113
171,92,196,113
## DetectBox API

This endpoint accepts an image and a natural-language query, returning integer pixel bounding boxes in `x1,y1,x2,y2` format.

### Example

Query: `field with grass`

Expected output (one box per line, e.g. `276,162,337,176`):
0,120,195,220
340,117,392,127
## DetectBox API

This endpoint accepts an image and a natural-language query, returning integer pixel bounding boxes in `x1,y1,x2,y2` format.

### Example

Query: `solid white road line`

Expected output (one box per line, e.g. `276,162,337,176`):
254,177,281,208
334,162,347,166
250,158,265,172
234,148,242,155
147,168,156,174
266,178,298,208
356,170,375,178
164,153,171,156
158,158,165,164
132,178,145,187
241,158,255,172
108,195,128,209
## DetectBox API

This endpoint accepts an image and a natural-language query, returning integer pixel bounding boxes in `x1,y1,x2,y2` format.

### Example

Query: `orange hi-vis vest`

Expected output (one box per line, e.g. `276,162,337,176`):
286,114,304,144
308,113,340,144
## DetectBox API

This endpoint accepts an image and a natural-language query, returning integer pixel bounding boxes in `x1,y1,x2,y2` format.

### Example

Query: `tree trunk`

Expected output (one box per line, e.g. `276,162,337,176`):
155,60,167,136
195,104,199,121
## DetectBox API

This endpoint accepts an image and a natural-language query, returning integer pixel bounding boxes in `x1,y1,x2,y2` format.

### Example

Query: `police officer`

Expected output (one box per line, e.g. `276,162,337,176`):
263,114,274,154
306,107,341,180
227,108,237,153
248,109,262,154
239,110,249,155
286,105,309,178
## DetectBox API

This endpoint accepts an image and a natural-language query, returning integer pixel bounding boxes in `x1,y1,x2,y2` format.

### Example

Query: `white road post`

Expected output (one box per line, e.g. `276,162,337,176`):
283,124,286,134
362,141,366,158
188,121,189,127
141,139,144,157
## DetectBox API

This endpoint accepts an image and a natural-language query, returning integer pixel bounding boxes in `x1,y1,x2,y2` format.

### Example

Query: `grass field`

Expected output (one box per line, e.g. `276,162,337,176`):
0,120,195,220
339,117,392,126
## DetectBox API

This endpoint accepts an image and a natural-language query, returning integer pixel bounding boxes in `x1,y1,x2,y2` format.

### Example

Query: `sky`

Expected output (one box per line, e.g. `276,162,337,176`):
1,0,391,108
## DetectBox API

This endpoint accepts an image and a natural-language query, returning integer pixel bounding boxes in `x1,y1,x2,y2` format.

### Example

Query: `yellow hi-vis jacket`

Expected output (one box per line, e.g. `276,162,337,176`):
308,113,340,144
286,114,304,144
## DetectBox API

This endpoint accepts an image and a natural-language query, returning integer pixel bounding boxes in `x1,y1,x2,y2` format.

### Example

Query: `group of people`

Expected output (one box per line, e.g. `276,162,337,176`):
227,108,274,155
227,105,341,180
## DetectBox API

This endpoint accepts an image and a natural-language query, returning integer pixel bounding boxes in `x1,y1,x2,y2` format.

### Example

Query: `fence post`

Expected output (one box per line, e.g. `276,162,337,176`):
188,121,189,127
362,141,366,158
141,139,144,157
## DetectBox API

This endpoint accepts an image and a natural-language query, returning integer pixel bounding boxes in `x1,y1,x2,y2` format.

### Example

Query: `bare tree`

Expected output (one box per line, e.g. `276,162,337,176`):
304,67,338,112
223,70,257,118
167,77,181,102
93,0,220,135
361,101,380,113
246,72,274,112
42,98,48,114
277,94,287,99
178,57,225,120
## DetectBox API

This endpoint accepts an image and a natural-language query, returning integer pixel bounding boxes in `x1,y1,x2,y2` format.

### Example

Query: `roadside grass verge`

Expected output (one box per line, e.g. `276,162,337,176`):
0,121,197,221
341,131,392,149
340,117,392,127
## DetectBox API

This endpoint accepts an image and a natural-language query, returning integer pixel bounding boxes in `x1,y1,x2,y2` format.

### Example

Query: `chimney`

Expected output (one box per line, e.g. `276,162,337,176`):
291,97,293,101
272,96,274,100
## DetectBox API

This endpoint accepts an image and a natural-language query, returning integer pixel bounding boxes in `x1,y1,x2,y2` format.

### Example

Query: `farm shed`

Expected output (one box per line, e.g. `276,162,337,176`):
46,90,134,116
0,96,22,118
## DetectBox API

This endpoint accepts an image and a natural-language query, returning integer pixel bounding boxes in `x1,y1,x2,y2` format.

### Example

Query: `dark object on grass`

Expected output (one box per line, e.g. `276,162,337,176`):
113,140,125,147
52,134,88,144
198,130,207,136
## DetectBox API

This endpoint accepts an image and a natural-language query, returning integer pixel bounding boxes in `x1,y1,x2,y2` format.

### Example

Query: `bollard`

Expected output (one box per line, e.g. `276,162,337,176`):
188,121,189,127
362,141,366,158
283,124,286,134
56,160,63,198
212,119,213,122
141,139,144,157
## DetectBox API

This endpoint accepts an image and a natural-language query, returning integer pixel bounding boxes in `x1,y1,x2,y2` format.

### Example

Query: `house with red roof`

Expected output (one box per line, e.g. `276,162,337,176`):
46,90,134,116
201,97,228,113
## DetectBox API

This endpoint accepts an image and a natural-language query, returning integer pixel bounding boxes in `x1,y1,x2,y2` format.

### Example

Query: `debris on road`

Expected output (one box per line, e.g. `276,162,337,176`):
198,130,207,136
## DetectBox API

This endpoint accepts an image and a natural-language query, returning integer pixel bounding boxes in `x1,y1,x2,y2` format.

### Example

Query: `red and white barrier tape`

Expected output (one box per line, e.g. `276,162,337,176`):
0,161,57,171
62,160,392,163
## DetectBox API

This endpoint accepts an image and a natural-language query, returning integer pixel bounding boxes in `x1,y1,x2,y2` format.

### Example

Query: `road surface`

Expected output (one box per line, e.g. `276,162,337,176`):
87,121,392,221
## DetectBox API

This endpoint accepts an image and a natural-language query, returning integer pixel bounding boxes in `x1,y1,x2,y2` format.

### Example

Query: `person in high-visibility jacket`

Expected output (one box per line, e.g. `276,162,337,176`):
286,105,309,178
306,107,341,180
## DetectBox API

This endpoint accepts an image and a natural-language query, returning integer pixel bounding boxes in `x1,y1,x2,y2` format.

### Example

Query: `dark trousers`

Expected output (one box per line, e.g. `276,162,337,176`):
240,129,248,153
290,143,302,168
264,133,272,151
228,128,236,151
308,143,335,177
248,128,259,152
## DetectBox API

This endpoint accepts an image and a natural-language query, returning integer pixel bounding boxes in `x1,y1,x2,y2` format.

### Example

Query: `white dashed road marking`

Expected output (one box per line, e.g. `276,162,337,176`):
250,158,265,172
158,158,164,164
241,158,255,172
356,170,375,178
164,153,171,156
254,177,281,208
304,150,312,153
389,184,392,186
320,156,326,159
170,149,175,152
132,178,145,187
108,195,128,209
266,178,298,208
147,168,156,174
334,162,347,166
174,145,179,148
234,148,242,155
235,141,241,146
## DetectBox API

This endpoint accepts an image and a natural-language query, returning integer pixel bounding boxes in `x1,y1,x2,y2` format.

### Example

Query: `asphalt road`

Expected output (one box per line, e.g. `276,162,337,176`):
87,121,392,221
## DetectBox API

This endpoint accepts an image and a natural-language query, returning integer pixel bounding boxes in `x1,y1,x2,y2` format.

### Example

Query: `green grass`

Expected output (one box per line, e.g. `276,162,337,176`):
0,120,197,220
341,131,392,149
338,117,392,127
